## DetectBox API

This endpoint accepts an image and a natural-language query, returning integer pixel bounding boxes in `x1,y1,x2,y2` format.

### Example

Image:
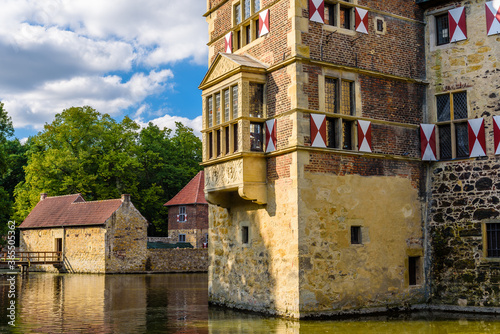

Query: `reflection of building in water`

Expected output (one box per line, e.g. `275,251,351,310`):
1,274,209,333
19,193,148,273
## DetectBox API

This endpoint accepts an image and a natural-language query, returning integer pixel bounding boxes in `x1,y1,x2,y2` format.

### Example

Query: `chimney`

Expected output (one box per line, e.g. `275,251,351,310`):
40,193,48,201
121,194,130,203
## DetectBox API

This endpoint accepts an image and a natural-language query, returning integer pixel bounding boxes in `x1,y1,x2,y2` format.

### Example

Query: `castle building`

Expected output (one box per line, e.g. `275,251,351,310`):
164,171,209,248
200,0,500,318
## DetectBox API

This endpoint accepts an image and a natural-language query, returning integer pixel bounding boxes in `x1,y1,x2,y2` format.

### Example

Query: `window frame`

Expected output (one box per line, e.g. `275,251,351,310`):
178,234,186,243
324,76,357,151
435,90,469,160
435,13,450,46
484,222,500,259
178,206,187,222
232,0,263,50
324,0,355,30
205,84,240,160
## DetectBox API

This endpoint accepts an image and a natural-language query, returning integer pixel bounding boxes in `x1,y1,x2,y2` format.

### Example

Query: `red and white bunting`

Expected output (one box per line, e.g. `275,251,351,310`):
310,114,326,148
493,116,500,154
468,118,486,158
225,32,232,53
355,8,368,34
420,124,437,161
259,9,270,36
448,7,467,42
486,1,500,36
309,0,324,24
265,119,277,152
357,120,372,152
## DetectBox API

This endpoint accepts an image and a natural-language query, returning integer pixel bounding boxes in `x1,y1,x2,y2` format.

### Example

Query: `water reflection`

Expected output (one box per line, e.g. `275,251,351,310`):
1,273,500,333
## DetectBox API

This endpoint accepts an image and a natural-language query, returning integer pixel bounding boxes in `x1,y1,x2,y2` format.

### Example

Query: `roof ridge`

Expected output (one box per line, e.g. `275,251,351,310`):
71,198,122,205
44,193,82,199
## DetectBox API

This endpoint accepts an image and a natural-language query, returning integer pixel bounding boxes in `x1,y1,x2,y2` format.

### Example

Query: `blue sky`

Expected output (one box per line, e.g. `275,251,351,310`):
0,0,208,140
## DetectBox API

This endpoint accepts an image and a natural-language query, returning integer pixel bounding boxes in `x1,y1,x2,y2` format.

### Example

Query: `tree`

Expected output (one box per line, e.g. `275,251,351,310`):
136,122,202,235
12,107,203,237
0,102,14,175
13,106,142,222
0,103,16,241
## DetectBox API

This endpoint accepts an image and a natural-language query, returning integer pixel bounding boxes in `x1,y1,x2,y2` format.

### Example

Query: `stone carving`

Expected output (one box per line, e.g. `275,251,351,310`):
205,159,243,189
205,57,238,84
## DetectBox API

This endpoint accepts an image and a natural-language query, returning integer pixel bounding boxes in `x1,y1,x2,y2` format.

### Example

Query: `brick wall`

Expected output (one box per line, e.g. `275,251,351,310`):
168,204,209,231
267,153,293,182
209,0,292,66
359,75,425,124
301,6,425,79
267,66,292,117
305,153,424,190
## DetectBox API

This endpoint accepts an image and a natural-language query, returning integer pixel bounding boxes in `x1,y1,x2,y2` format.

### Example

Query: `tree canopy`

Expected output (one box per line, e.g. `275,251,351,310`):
11,106,202,235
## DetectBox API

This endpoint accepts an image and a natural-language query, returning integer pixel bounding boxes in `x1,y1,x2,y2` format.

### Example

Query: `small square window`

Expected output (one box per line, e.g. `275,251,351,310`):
436,13,450,45
242,226,249,244
486,223,500,257
179,234,186,242
351,226,362,244
409,256,421,286
377,19,384,32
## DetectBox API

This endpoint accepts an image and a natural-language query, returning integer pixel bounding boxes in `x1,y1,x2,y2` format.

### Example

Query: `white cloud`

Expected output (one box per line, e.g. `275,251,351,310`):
136,114,203,138
6,69,174,130
0,0,207,136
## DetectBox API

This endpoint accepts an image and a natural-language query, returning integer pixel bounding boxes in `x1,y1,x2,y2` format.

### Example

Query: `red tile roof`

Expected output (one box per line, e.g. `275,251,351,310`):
19,194,123,229
164,171,208,206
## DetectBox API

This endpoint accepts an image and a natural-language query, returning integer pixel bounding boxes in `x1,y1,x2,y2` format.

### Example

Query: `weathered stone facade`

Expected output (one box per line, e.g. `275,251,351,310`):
20,194,148,273
202,0,428,318
147,249,209,272
422,0,500,309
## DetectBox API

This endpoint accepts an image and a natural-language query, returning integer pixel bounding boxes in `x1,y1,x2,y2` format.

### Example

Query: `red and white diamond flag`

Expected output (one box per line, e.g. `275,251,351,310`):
493,116,500,154
468,118,486,157
265,119,276,152
259,9,270,36
309,0,324,24
485,1,500,36
449,7,467,42
420,124,437,161
355,8,368,34
225,32,232,53
357,120,372,152
310,114,326,148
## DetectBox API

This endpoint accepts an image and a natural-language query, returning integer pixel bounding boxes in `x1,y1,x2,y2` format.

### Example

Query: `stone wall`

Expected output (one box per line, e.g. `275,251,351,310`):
20,226,106,273
298,154,425,316
105,200,148,273
168,228,209,248
147,248,209,272
424,0,500,309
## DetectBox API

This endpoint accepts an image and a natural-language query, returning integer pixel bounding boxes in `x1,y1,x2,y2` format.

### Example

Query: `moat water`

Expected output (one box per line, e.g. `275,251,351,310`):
1,273,500,333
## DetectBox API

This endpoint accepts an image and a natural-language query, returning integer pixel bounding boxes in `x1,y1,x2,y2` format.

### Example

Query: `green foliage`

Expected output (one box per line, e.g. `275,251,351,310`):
136,122,202,235
11,106,202,236
0,102,14,175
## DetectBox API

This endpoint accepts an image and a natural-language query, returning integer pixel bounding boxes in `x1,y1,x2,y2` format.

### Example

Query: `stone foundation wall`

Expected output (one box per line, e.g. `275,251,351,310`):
298,152,425,316
147,248,209,272
429,158,500,307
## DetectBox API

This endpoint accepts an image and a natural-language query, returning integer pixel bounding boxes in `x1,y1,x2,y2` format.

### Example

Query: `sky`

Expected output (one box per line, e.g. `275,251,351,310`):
0,0,209,141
